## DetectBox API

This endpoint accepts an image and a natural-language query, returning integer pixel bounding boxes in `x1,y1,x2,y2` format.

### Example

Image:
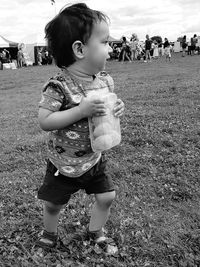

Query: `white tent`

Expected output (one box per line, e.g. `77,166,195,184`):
22,33,46,46
0,35,9,47
0,35,18,48
197,37,200,47
174,41,181,52
108,36,121,43
21,33,47,64
0,35,18,68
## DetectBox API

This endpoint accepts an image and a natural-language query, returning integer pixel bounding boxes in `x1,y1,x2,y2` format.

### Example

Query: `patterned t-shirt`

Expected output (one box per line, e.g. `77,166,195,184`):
38,70,114,177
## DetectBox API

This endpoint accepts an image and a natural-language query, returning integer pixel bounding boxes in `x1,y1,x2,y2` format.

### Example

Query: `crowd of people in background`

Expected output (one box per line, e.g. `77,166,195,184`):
109,33,200,63
36,48,53,66
0,46,53,69
181,34,199,57
0,33,199,69
109,34,173,63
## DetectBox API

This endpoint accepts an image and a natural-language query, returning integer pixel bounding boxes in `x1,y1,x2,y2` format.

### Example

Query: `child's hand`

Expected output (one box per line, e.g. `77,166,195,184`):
79,97,106,118
114,99,125,117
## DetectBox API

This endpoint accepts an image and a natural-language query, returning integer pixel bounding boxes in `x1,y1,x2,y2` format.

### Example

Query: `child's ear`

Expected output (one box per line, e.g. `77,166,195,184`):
72,41,85,59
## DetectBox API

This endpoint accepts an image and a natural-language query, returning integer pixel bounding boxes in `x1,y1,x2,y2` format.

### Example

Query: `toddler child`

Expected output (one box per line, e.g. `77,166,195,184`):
37,3,124,255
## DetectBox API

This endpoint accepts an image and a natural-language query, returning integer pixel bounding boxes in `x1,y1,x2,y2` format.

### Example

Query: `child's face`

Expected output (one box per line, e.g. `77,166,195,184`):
84,20,110,73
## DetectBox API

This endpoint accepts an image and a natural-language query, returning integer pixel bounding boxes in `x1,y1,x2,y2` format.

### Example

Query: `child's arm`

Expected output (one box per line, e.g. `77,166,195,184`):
39,97,106,131
38,106,83,131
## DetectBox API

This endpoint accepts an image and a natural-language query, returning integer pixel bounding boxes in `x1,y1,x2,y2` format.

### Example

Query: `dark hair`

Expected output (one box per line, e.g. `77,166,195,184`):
45,3,108,68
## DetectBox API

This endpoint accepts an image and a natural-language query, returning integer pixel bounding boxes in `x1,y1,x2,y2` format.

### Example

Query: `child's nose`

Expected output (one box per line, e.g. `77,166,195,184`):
108,45,113,53
106,45,113,60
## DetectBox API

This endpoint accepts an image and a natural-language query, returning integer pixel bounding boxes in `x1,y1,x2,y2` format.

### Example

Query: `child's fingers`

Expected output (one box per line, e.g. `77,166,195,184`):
114,110,123,117
114,108,124,117
93,99,105,104
95,110,107,116
114,102,124,112
95,104,106,109
95,105,107,114
114,103,125,117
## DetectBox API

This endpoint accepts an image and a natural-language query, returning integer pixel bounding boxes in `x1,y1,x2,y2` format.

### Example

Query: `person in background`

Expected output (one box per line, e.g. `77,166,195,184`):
0,50,3,69
163,37,171,61
116,46,121,60
17,48,24,68
37,49,42,65
181,35,187,57
1,49,9,63
120,36,131,62
4,49,11,62
197,41,200,55
112,44,120,60
130,34,138,61
152,40,159,59
42,50,49,65
187,39,191,55
158,41,163,57
144,34,152,62
191,34,197,56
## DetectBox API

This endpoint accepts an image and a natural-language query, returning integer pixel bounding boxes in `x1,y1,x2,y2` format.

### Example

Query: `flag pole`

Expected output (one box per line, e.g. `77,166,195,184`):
54,2,57,16
51,0,57,16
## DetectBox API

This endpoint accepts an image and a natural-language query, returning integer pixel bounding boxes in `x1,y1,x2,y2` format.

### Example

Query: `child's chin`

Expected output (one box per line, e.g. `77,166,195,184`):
98,63,106,72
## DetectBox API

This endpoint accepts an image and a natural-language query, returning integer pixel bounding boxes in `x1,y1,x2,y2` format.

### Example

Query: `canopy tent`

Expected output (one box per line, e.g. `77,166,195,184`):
22,33,46,46
108,36,121,44
21,33,47,65
197,37,200,47
173,41,181,52
0,35,18,48
0,35,18,63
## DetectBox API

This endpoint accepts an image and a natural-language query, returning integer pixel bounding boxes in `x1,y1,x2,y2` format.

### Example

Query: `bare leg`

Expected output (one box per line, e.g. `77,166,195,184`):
131,50,135,61
88,191,118,255
131,50,133,61
89,191,115,232
43,201,63,233
125,53,132,62
121,50,126,62
133,50,136,60
146,50,151,61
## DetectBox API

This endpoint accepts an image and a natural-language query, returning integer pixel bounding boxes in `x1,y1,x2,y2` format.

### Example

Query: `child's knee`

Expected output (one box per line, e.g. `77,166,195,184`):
96,191,116,208
44,201,63,215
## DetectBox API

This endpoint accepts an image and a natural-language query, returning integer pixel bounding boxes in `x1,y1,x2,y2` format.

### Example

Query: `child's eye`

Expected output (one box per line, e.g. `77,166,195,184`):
102,41,109,44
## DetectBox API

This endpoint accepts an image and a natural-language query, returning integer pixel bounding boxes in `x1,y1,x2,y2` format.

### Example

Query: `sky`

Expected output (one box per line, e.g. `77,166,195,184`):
0,0,200,43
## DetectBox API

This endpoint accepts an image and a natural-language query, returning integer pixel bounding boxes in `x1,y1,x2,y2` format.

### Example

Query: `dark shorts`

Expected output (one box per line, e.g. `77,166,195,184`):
38,155,115,205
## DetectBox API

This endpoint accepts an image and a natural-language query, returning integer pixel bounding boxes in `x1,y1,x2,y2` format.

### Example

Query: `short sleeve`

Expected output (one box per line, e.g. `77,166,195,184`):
38,80,65,112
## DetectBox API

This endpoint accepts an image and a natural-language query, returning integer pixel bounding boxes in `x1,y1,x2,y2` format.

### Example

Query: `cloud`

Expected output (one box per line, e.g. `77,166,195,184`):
111,15,164,28
116,6,144,17
0,0,200,42
183,23,200,34
176,0,200,7
0,0,55,41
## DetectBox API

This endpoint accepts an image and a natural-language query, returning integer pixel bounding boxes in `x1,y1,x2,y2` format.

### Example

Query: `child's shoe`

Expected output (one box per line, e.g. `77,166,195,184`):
87,228,118,255
37,230,58,248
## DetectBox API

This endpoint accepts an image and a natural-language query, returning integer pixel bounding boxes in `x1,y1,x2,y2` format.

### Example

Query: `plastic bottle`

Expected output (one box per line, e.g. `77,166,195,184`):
88,92,121,152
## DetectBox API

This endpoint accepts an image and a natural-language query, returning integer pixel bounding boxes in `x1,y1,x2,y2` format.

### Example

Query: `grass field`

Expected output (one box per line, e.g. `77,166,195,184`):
1,53,200,266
